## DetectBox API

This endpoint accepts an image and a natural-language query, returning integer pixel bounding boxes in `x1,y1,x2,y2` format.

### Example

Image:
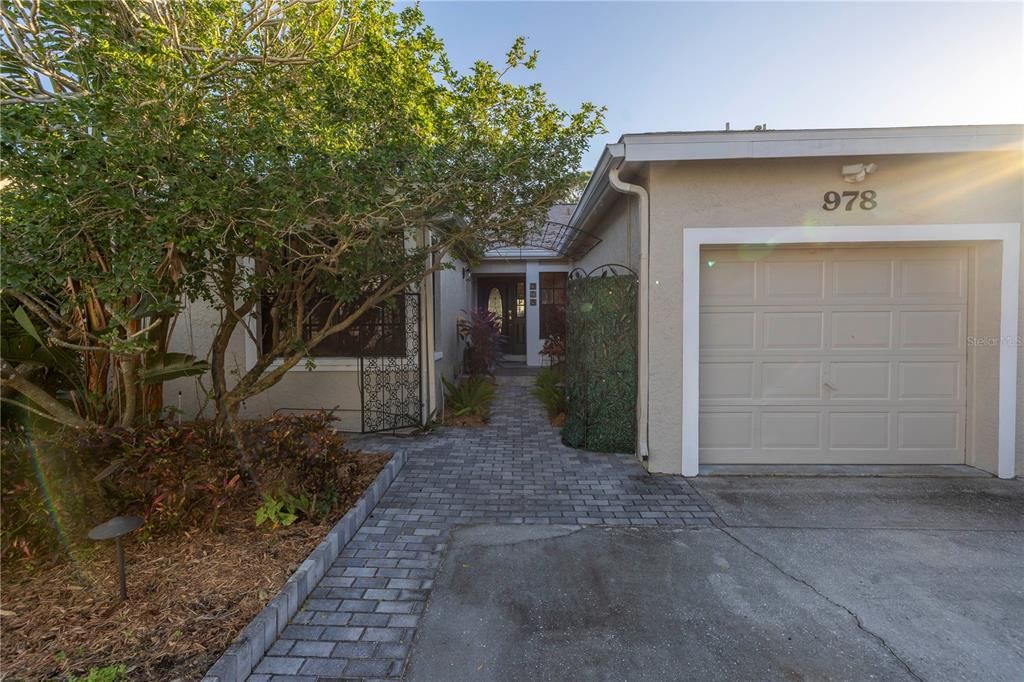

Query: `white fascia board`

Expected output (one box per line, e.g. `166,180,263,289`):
568,146,617,229
621,125,1024,163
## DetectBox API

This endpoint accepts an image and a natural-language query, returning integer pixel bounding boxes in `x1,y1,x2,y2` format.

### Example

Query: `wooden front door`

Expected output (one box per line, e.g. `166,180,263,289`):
477,276,527,356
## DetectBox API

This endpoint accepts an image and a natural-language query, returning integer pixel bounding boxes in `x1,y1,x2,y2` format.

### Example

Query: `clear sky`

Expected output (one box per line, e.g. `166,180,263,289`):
406,1,1024,169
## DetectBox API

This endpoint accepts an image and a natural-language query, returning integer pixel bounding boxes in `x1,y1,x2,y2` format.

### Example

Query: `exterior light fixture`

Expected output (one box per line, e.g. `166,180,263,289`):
841,163,877,183
88,515,144,600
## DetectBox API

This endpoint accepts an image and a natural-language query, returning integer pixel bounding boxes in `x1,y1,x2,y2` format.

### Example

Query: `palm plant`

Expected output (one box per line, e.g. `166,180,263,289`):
532,366,566,419
443,376,496,419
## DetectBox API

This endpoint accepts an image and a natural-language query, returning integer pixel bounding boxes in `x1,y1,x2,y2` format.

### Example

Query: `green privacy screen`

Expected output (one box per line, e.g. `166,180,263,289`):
562,266,638,453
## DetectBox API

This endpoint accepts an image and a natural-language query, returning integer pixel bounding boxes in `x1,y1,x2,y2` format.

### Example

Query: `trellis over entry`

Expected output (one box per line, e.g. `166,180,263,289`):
562,264,639,453
488,220,602,259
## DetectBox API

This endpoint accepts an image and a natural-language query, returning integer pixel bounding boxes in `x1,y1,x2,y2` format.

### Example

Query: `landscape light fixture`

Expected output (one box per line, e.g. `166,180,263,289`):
88,515,144,601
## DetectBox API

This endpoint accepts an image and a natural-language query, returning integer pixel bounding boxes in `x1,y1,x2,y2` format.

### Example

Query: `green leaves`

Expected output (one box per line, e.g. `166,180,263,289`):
255,491,310,529
2,0,604,423
443,376,496,419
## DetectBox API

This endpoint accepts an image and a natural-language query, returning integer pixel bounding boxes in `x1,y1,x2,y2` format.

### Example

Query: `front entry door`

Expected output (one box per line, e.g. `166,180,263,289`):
477,276,527,355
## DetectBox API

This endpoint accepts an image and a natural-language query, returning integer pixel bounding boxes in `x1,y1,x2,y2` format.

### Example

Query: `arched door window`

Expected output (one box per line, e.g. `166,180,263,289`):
486,287,504,332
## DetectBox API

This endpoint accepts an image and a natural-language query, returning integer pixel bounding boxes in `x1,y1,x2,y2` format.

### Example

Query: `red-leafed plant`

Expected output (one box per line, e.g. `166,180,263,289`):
458,308,502,377
539,334,566,367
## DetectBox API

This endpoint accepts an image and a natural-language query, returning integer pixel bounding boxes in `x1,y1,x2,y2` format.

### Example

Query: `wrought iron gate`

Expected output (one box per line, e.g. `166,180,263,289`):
358,292,423,432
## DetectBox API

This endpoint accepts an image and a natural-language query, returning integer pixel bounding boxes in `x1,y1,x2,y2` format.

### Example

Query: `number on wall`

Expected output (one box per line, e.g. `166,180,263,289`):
823,190,877,211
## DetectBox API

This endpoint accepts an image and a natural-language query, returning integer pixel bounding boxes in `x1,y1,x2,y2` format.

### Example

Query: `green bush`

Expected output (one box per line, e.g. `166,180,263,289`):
532,366,566,419
443,376,496,419
562,273,637,453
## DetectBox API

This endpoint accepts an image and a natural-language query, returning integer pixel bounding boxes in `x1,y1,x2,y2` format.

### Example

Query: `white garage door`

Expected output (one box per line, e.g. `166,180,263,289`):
699,245,967,464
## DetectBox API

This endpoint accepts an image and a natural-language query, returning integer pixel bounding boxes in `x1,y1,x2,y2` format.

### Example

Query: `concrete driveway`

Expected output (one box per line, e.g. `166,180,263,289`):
407,476,1024,682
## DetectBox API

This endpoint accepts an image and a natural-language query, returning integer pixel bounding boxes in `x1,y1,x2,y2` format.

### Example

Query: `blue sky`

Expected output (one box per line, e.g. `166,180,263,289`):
406,1,1023,168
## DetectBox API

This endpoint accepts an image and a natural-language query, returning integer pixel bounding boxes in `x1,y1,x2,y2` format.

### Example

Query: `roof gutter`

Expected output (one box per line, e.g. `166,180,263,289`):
606,146,651,464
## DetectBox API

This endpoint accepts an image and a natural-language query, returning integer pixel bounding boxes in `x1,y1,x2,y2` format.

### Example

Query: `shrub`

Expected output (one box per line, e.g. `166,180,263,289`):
563,273,637,453
539,334,566,367
532,366,567,420
443,376,496,420
458,308,502,376
1,412,358,565
243,413,358,520
1,426,117,565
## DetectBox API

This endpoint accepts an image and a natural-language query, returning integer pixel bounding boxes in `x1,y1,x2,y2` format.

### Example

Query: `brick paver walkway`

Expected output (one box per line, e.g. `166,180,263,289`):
249,376,722,681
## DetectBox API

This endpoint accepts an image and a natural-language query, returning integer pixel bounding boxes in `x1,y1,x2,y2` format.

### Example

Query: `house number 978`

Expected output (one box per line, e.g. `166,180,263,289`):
823,190,877,211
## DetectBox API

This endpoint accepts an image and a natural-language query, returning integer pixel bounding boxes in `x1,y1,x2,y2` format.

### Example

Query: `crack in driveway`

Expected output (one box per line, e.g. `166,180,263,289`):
719,527,925,682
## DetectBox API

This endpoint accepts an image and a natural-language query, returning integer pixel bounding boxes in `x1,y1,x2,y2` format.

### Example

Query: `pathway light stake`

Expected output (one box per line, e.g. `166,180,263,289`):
88,515,144,601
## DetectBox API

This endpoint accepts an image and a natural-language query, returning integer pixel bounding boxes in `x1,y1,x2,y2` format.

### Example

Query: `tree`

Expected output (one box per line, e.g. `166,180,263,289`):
562,170,593,203
1,0,604,439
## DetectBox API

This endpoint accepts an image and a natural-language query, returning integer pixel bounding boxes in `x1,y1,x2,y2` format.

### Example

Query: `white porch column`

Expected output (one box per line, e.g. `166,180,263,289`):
525,260,541,366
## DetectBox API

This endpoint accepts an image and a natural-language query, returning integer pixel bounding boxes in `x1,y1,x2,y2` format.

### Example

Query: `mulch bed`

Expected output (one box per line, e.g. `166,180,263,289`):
0,452,391,681
443,411,488,427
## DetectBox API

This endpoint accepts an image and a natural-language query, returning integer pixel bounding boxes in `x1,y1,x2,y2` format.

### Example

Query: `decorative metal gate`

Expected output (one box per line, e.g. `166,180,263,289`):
358,292,423,432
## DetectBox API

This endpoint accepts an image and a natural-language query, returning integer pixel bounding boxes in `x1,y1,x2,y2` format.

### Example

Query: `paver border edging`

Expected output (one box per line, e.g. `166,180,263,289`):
202,449,407,682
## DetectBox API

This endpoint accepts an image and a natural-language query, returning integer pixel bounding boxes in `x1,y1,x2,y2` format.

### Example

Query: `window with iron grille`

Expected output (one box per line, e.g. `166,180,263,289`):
539,271,568,338
260,294,406,357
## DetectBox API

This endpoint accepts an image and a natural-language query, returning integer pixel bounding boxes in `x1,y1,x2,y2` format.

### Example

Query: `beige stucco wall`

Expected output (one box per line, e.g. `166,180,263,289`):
165,300,369,431
642,151,1024,475
574,193,641,274
432,256,472,416
165,257,469,431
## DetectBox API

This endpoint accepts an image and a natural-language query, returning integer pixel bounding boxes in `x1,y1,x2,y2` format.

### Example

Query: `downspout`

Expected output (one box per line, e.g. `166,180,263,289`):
607,162,651,463
421,228,437,425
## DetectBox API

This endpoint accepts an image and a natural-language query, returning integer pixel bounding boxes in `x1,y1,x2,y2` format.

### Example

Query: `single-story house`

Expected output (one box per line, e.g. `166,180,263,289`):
569,123,1023,479
169,124,1024,479
166,203,585,433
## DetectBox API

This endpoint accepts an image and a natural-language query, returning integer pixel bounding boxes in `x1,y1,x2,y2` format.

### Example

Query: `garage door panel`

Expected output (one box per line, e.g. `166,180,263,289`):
700,362,755,400
898,310,963,350
897,413,961,450
700,245,966,465
699,411,754,449
763,312,824,350
831,311,892,350
761,412,821,449
700,260,756,304
762,260,825,302
829,412,890,450
899,257,966,301
828,361,891,400
832,260,895,299
761,362,822,400
897,361,962,401
700,312,756,350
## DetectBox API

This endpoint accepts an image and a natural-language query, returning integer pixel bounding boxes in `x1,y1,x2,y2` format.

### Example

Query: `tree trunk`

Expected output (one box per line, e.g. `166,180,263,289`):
209,311,259,485
119,355,139,427
143,314,171,422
